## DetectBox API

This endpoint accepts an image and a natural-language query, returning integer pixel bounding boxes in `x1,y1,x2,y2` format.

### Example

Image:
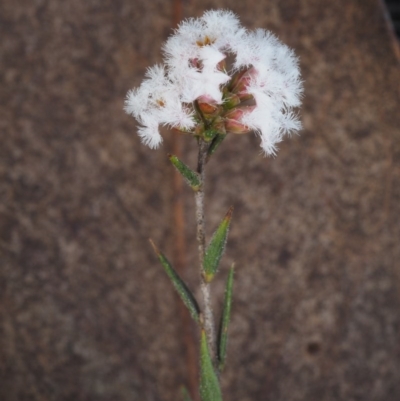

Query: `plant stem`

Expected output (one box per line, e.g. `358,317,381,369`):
194,139,216,359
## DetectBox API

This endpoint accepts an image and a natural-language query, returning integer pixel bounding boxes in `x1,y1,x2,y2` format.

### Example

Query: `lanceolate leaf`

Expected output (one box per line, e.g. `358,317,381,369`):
206,134,227,161
203,206,233,283
168,154,201,191
218,265,235,372
200,330,223,401
150,240,200,322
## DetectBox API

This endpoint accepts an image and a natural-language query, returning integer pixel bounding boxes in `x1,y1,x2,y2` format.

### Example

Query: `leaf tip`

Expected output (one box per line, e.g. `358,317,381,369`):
149,238,160,256
225,205,234,221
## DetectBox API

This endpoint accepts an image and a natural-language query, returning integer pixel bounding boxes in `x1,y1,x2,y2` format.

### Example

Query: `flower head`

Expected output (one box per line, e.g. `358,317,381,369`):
125,10,303,155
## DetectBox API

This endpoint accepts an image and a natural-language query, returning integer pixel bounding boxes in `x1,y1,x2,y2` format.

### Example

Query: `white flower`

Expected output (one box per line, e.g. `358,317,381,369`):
124,65,195,148
125,9,303,155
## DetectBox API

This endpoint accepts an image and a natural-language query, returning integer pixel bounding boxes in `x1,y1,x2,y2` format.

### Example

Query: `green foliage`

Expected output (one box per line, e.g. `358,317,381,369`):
207,134,227,160
203,207,233,283
150,240,200,322
203,128,219,142
218,265,235,372
169,154,201,191
200,330,223,401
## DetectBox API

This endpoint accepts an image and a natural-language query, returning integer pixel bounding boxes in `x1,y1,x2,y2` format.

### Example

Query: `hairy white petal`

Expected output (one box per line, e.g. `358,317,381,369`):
137,120,162,149
199,46,226,68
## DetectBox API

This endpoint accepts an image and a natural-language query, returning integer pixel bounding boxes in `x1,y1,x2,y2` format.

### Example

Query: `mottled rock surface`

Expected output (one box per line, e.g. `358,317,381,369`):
1,1,400,400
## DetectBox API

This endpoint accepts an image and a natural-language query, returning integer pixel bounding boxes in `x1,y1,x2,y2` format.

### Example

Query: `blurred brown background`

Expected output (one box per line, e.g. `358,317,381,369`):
1,0,400,400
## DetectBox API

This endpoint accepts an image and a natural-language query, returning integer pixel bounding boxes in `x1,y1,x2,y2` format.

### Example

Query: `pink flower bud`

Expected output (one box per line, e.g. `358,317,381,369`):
228,68,250,91
224,106,255,134
230,67,258,97
189,58,200,68
223,94,241,109
224,119,251,135
197,95,221,116
224,106,255,120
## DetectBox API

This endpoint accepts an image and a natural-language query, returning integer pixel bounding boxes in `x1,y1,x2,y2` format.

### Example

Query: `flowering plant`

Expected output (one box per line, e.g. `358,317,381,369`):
125,10,302,401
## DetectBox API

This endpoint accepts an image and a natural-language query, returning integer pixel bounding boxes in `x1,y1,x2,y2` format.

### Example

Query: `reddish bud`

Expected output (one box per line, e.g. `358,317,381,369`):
224,106,255,135
198,102,219,115
224,106,255,120
223,94,241,109
225,119,251,134
229,67,251,91
230,67,258,97
197,95,221,116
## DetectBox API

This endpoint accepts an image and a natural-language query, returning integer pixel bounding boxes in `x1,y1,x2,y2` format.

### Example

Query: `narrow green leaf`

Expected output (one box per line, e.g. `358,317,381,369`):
218,265,235,372
150,240,200,322
203,206,233,283
169,154,201,191
200,330,223,401
206,133,227,160
181,386,193,401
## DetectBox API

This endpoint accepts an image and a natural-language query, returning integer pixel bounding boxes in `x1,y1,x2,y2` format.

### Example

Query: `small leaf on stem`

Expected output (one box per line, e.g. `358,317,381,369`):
168,154,201,191
203,128,219,142
150,239,200,322
217,265,235,372
203,206,233,283
206,134,227,161
200,330,223,401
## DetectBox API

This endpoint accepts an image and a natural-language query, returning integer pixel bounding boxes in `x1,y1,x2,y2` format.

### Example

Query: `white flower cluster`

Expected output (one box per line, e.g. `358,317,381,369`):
125,10,303,155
